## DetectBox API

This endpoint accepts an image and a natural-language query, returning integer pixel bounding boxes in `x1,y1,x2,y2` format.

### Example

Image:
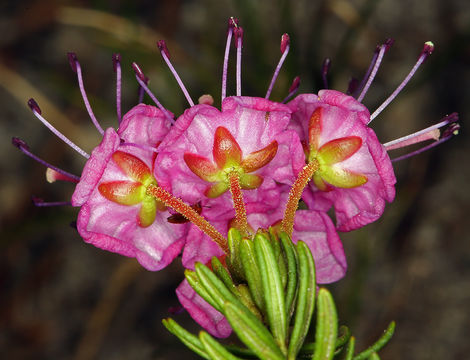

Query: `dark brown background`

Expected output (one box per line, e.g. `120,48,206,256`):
1,0,469,359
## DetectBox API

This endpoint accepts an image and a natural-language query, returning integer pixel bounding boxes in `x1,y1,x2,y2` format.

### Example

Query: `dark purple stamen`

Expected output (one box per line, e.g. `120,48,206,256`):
32,196,72,207
321,58,331,89
67,52,78,73
132,62,174,124
157,40,171,59
113,53,122,123
12,137,81,181
347,77,359,95
26,98,90,158
27,98,42,115
265,33,291,99
282,76,301,103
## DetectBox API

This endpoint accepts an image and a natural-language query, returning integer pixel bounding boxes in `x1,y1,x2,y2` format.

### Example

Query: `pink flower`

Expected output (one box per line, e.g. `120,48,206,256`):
288,90,396,231
71,104,187,271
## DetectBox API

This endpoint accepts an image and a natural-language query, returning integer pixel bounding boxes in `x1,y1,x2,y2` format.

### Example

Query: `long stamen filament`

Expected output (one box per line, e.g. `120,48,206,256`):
281,160,319,236
12,137,81,181
27,99,90,159
228,171,249,236
146,184,228,253
357,41,391,102
132,63,175,124
113,53,122,123
265,33,290,99
383,113,458,150
370,41,434,122
32,197,72,207
157,40,195,107
221,18,236,102
67,53,105,135
235,27,243,97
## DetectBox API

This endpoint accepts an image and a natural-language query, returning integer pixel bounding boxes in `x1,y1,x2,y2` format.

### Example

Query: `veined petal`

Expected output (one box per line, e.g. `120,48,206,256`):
321,167,367,189
205,181,229,198
98,181,144,205
318,136,362,165
213,126,242,168
239,173,264,189
241,141,278,173
112,151,152,182
138,196,157,227
184,153,220,182
308,108,322,151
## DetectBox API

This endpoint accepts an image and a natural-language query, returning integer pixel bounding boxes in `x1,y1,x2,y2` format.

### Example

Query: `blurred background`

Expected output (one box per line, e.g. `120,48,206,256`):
0,0,469,359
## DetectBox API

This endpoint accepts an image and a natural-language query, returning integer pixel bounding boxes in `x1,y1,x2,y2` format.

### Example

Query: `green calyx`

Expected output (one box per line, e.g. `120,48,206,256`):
165,228,395,359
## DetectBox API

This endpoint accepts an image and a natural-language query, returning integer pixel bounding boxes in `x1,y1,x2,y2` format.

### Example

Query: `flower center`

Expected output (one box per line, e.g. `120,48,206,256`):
306,108,367,191
98,151,166,227
184,126,278,198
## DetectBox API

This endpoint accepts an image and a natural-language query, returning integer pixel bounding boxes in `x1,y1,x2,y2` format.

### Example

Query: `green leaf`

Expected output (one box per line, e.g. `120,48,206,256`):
279,232,298,320
227,227,245,281
162,318,210,360
211,256,240,297
344,337,356,360
194,262,241,311
254,232,288,354
287,241,316,360
297,326,351,357
237,284,263,320
224,301,285,360
336,326,352,349
353,322,395,360
313,288,338,360
367,352,380,360
240,238,264,311
185,269,222,313
199,331,244,360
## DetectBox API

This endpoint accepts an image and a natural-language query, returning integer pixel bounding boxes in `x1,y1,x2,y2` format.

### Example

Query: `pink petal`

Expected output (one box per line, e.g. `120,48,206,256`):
176,279,232,338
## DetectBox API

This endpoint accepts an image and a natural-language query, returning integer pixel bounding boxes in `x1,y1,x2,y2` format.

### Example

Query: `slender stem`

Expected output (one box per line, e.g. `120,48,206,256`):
281,160,319,236
146,184,228,253
113,54,122,124
228,171,249,236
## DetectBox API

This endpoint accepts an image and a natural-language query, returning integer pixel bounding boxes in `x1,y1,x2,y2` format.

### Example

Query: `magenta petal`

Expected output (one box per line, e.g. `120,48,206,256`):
291,210,347,283
118,103,172,148
317,89,370,125
72,128,120,206
182,224,225,270
176,279,232,338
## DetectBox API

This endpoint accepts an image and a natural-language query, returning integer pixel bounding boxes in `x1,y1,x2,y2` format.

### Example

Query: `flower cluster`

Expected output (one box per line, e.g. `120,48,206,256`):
14,18,458,338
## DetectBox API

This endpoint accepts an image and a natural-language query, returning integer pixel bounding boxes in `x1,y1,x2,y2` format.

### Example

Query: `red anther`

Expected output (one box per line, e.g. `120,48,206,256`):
422,41,435,55
234,26,244,43
12,137,28,150
27,98,42,115
384,38,395,51
288,76,301,93
157,40,171,59
280,33,290,53
132,62,149,83
112,53,121,72
67,52,78,73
